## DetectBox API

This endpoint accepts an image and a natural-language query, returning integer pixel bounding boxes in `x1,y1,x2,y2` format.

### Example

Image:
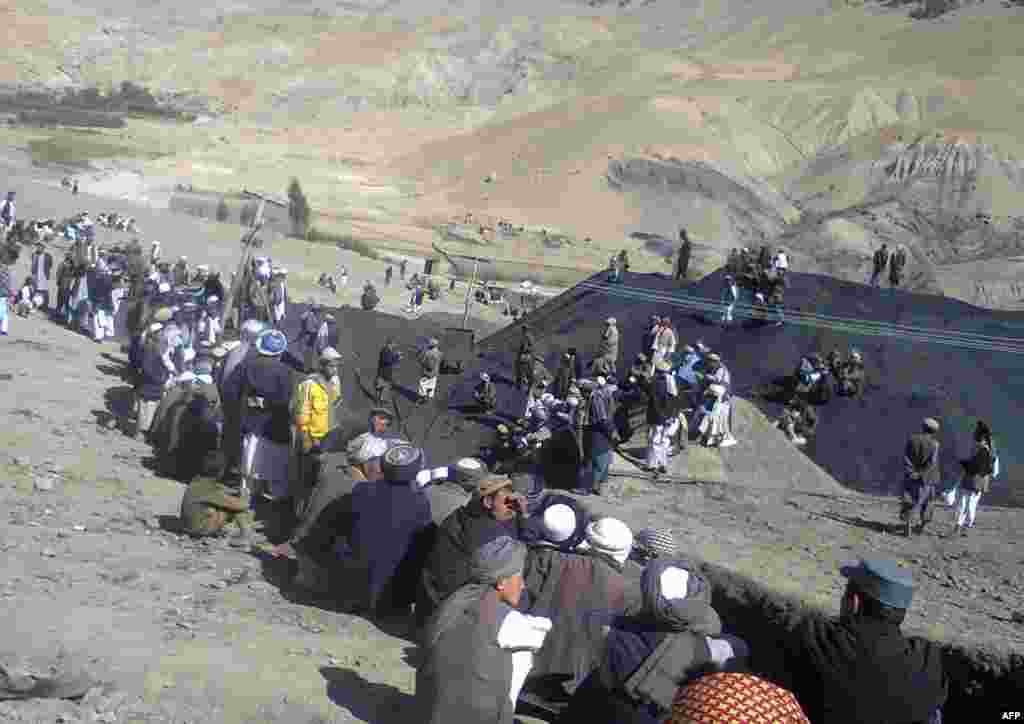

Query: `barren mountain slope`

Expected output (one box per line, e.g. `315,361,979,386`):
2,0,1024,302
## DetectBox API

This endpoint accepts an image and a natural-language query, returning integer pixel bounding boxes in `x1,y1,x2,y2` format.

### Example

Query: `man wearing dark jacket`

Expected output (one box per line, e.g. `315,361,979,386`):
871,244,889,287
675,230,692,281
901,417,941,536
136,322,171,439
338,444,433,615
415,475,528,630
374,338,402,405
30,244,53,312
559,560,746,724
779,558,947,724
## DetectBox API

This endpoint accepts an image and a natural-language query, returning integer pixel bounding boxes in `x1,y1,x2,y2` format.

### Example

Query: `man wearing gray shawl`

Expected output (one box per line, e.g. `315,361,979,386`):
417,536,552,724
218,319,266,478
557,559,748,724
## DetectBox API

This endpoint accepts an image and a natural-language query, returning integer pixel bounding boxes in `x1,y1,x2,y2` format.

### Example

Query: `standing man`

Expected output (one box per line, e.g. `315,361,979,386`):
597,317,619,377
645,360,679,476
767,267,787,327
675,228,692,282
870,244,889,287
773,247,789,277
400,259,408,280
374,337,403,405
0,253,11,336
30,244,53,313
291,347,344,510
417,337,443,405
0,191,15,241
720,273,739,327
270,268,288,327
575,378,617,496
779,559,947,724
385,265,393,286
901,417,941,537
890,245,907,289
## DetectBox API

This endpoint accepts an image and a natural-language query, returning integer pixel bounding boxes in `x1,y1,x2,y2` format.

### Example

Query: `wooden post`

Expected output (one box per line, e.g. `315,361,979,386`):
462,257,478,329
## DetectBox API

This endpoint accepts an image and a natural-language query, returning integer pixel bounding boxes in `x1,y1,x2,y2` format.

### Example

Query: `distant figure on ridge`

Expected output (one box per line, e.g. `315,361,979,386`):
675,228,691,281
871,243,889,287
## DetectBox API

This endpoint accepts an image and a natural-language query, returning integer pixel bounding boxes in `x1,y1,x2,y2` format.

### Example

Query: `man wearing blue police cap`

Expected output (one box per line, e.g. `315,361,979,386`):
779,557,947,724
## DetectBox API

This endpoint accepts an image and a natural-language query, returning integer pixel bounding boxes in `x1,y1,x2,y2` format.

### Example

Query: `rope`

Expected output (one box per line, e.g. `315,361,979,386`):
574,279,1024,355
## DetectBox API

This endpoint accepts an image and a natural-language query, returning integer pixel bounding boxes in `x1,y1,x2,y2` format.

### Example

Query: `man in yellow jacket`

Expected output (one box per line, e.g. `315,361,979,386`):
292,347,344,508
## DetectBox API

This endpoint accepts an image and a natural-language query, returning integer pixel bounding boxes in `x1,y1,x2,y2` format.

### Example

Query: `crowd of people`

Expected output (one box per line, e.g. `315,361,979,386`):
0,191,984,723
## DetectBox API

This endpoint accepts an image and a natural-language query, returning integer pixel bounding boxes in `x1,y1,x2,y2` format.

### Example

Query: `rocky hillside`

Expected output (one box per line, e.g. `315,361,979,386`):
2,0,1023,304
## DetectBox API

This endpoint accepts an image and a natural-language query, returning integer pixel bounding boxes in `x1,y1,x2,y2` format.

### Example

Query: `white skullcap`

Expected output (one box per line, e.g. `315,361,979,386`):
541,393,555,406
542,504,576,544
584,518,633,566
708,384,726,399
596,376,607,386
660,567,691,601
149,322,164,332
158,282,171,293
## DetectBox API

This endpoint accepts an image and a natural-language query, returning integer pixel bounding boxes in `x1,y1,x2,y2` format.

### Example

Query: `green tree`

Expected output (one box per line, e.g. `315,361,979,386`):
215,197,230,223
287,178,311,239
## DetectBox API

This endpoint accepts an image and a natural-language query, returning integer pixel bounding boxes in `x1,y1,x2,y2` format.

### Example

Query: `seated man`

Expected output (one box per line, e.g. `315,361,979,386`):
337,444,434,616
179,475,253,548
779,559,947,724
416,537,552,724
415,475,528,630
559,560,748,724
266,432,390,588
777,398,817,446
837,349,866,397
473,372,498,414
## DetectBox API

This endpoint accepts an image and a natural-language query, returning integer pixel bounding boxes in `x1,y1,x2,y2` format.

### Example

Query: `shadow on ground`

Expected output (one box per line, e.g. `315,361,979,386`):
319,666,416,723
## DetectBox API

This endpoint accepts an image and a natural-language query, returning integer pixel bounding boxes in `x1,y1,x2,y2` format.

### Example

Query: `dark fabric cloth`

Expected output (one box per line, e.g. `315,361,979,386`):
960,442,993,493
873,248,890,271
240,356,295,444
138,341,171,400
905,432,940,486
293,467,364,562
901,481,935,524
376,344,401,383
202,276,225,302
361,288,380,310
420,347,442,377
346,477,433,610
524,549,640,688
553,362,577,400
31,251,53,280
780,615,947,724
646,373,675,426
416,501,522,629
417,590,516,724
617,561,721,715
